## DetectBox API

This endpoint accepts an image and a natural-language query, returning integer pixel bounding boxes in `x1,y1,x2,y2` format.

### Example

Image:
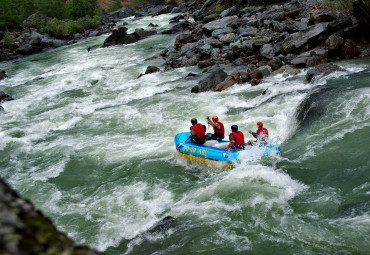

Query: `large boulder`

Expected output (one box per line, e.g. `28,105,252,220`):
102,27,157,47
191,68,228,93
214,70,243,91
282,23,328,53
202,16,238,35
0,178,101,255
305,63,341,82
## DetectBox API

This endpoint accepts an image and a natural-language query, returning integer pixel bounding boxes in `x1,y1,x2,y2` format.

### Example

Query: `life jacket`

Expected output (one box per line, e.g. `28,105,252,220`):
229,131,245,146
191,123,206,138
213,121,225,135
257,127,269,141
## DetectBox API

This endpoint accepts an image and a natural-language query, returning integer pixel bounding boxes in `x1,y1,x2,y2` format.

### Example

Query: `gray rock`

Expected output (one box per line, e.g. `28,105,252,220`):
258,65,272,77
219,33,235,43
253,36,272,46
260,44,274,59
199,44,213,56
191,68,228,93
202,16,238,34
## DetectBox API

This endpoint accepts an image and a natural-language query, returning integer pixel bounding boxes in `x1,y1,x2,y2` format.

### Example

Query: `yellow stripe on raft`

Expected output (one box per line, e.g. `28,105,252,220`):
177,150,234,169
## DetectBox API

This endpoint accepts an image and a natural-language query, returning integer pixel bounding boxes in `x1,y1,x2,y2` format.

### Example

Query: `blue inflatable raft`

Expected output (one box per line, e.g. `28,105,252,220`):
175,132,281,168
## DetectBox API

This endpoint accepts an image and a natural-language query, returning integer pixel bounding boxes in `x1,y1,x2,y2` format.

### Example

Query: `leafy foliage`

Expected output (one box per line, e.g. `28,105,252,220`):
41,15,102,38
0,0,101,30
3,32,15,48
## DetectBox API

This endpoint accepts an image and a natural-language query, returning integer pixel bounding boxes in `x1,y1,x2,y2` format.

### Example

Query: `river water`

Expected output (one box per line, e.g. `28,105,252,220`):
1,14,369,254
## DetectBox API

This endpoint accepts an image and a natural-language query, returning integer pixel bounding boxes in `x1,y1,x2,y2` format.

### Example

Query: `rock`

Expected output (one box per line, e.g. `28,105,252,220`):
214,70,243,91
102,27,156,47
198,59,215,69
305,63,341,81
282,23,328,53
147,216,176,234
145,66,160,74
0,91,15,102
52,40,67,48
0,178,102,255
202,16,238,34
162,21,193,34
199,44,213,56
174,32,193,50
340,39,360,59
191,68,228,93
17,44,34,55
250,69,263,80
260,44,274,59
258,65,272,77
0,70,7,80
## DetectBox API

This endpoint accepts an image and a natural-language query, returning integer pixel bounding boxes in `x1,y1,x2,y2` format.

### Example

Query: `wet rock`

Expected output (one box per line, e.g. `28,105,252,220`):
0,70,7,80
102,27,157,47
214,70,243,91
162,21,193,34
147,216,176,234
305,63,341,82
0,91,14,102
191,68,228,93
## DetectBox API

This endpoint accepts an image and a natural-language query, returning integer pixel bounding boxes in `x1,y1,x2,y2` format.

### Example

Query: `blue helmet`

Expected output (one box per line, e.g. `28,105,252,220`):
231,125,238,132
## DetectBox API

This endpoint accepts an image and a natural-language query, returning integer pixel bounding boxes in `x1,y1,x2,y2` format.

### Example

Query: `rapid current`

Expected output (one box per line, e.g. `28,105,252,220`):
1,14,369,254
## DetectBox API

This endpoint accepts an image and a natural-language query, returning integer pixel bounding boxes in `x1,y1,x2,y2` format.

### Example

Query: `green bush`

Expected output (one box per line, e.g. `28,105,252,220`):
41,14,101,38
3,32,15,48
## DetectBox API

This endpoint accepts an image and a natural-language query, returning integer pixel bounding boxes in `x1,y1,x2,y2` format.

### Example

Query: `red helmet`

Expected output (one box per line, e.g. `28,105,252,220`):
212,116,218,122
257,122,263,127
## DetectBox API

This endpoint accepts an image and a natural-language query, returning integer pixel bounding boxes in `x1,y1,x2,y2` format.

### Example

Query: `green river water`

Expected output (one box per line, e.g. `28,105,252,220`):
1,14,369,254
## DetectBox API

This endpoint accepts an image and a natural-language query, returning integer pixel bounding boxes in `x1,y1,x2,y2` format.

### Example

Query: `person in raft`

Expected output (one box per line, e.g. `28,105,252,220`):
205,115,225,142
247,121,269,146
189,118,206,145
227,125,245,151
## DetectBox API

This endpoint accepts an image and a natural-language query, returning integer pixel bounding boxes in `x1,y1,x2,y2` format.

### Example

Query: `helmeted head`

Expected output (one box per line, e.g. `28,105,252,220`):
191,118,198,125
212,116,218,122
231,125,238,132
257,122,263,128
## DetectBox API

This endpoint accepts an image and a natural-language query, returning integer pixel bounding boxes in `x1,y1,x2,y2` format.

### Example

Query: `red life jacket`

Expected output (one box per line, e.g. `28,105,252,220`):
229,131,245,146
213,121,225,135
257,127,269,141
191,123,206,138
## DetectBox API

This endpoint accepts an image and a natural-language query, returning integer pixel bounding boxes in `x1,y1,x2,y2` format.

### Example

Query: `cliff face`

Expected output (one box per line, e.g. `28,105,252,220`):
0,177,101,255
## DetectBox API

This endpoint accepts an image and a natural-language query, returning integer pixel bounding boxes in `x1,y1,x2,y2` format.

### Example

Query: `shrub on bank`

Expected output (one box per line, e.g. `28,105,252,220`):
41,15,102,38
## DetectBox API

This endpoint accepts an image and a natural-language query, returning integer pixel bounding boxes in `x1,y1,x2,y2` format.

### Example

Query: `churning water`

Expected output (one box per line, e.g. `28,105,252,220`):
1,14,369,254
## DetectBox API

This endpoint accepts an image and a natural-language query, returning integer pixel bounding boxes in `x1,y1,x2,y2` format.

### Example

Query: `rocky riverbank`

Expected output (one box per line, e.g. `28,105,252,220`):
100,0,370,92
0,178,101,255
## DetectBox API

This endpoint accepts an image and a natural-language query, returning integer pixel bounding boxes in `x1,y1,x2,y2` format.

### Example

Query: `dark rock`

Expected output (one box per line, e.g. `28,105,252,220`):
250,79,261,86
198,59,215,69
162,21,193,34
0,70,7,80
340,39,360,59
147,216,176,234
0,91,15,102
185,73,197,78
0,178,102,255
305,63,341,81
250,69,263,80
191,68,228,93
214,70,243,91
102,27,156,47
145,66,160,74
